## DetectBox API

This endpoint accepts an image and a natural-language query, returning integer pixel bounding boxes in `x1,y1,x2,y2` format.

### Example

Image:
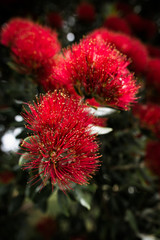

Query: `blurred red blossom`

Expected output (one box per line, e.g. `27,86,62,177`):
145,140,160,177
146,44,160,58
103,15,132,35
76,2,96,22
21,90,100,191
0,170,15,184
146,58,160,93
35,216,57,240
132,103,160,138
0,17,33,46
125,13,157,39
115,2,133,15
46,12,63,29
0,17,61,75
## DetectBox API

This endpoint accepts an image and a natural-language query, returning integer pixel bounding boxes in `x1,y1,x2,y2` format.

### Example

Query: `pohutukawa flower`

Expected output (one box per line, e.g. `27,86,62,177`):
0,17,61,75
0,170,15,184
76,2,96,23
103,15,132,35
35,216,57,239
115,2,133,16
46,12,63,29
0,18,33,46
87,28,148,74
146,44,160,58
21,91,100,191
146,58,160,93
125,13,157,40
132,103,160,139
145,140,160,177
51,38,140,110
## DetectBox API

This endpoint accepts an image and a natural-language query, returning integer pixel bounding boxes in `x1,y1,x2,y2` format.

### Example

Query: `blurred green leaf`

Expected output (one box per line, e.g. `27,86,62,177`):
19,152,31,166
57,190,70,216
125,209,139,233
75,188,92,210
8,194,24,214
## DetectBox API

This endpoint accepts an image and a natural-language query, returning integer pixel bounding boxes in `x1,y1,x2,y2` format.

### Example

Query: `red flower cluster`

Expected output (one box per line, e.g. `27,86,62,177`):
145,140,160,176
35,216,57,240
49,38,140,110
1,18,32,46
146,58,160,93
87,28,148,74
103,15,132,35
115,2,133,15
0,17,61,75
21,91,100,190
0,170,15,184
76,2,96,22
132,103,160,138
146,44,160,58
125,13,157,39
46,12,63,29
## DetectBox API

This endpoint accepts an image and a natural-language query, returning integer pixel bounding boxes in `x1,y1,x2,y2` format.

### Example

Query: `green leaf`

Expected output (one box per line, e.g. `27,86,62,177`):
88,106,117,117
21,135,39,146
75,188,92,210
47,189,59,217
125,209,139,233
7,61,19,72
8,194,24,214
19,152,31,166
39,158,49,186
90,125,113,135
57,190,70,216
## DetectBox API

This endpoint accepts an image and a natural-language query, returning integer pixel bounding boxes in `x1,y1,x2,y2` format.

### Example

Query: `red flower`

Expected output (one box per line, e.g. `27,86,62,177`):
0,17,33,46
87,28,148,74
142,18,157,39
0,170,15,184
0,18,61,75
40,53,73,93
76,2,96,22
21,91,100,191
46,12,63,29
146,44,160,58
125,13,157,39
35,216,57,240
39,53,105,110
115,2,133,16
132,103,160,138
103,15,132,35
125,13,144,32
146,58,160,93
145,140,160,176
51,37,139,110
127,37,148,74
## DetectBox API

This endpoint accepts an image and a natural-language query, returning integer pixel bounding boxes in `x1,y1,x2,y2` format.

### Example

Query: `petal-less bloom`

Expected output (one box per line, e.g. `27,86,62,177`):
132,103,160,139
21,91,100,191
125,13,157,40
51,38,140,110
103,15,132,35
87,28,148,74
76,2,96,23
0,17,33,46
146,58,160,93
145,140,160,177
0,17,61,75
46,12,63,29
146,44,160,58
